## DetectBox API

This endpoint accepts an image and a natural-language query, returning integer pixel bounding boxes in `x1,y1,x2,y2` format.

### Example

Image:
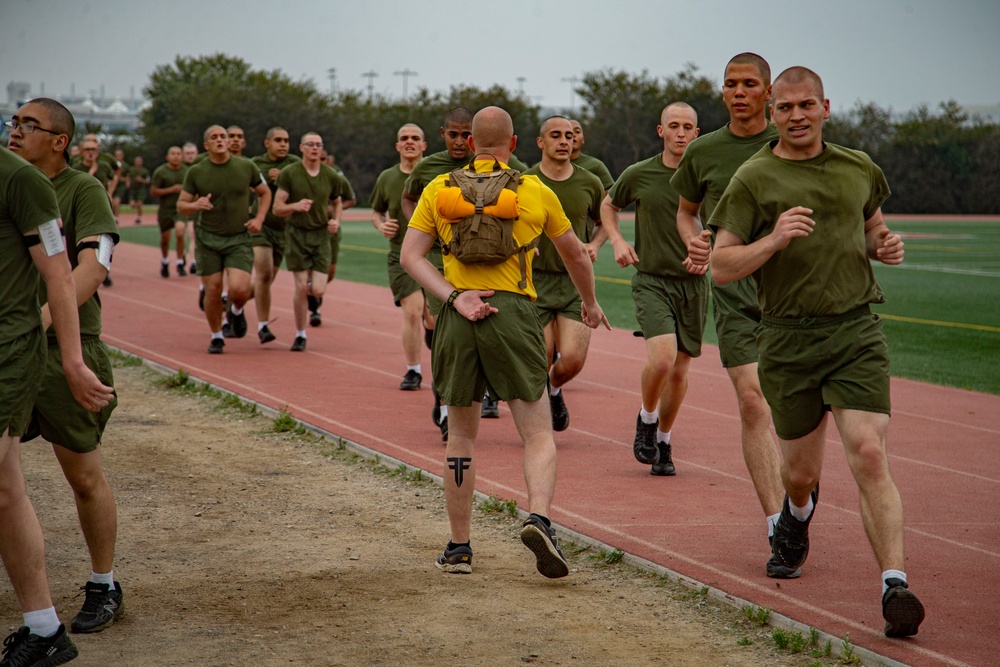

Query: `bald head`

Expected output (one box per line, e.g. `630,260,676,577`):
773,66,825,99
203,125,226,142
539,115,570,137
660,102,697,126
471,106,514,153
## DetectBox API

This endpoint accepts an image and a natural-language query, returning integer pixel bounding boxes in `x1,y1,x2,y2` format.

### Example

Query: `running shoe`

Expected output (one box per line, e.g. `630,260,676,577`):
767,484,820,577
102,275,113,287
439,415,448,443
190,260,197,274
548,384,569,432
258,325,276,344
434,543,473,574
160,262,169,278
176,262,187,277
400,369,422,391
290,336,307,352
208,338,224,354
70,581,124,634
481,392,500,419
229,309,248,338
309,311,322,327
650,441,675,476
0,625,77,666
632,414,658,465
882,578,925,637
520,514,569,579
198,287,205,312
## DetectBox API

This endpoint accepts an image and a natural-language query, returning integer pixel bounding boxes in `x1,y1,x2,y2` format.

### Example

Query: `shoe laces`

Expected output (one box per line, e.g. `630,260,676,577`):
2,627,36,665
77,582,112,616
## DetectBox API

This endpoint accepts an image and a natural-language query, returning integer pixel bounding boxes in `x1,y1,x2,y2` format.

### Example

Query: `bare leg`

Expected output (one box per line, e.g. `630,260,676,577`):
399,291,423,366
442,405,480,543
507,397,558,517
549,316,591,389
52,446,117,574
253,246,277,324
728,363,784,517
202,272,225,333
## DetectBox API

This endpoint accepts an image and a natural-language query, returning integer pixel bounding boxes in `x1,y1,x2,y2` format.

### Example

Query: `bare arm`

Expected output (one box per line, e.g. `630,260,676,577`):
599,194,639,268
585,223,607,262
711,206,815,285
39,235,106,330
372,210,399,239
401,188,419,220
550,229,610,330
246,182,270,233
677,197,712,274
864,208,904,264
177,190,212,217
327,197,343,234
150,182,182,198
28,241,114,412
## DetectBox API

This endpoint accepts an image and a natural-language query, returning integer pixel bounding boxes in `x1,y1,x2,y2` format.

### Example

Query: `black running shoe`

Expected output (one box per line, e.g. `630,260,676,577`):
548,384,569,432
650,441,675,476
208,338,224,354
400,369,422,391
309,311,322,327
198,288,205,312
229,309,247,338
765,536,801,579
882,578,925,637
160,262,169,278
70,581,124,634
102,275,113,287
520,514,569,579
307,293,319,314
221,320,234,338
767,484,820,577
0,624,78,666
290,335,307,352
439,415,448,443
633,414,658,464
434,543,472,574
190,261,197,274
481,392,500,419
176,262,187,277
258,325,276,344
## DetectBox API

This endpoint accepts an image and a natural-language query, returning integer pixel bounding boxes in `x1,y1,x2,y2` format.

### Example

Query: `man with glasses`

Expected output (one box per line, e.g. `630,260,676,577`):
177,125,270,354
1,113,115,665
271,132,352,352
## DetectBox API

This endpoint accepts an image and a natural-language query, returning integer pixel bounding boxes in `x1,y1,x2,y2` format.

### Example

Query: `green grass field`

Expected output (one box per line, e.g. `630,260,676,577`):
119,215,1000,395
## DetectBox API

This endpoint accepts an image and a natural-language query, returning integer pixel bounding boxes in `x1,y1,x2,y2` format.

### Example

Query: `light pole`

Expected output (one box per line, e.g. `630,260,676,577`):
560,75,581,112
516,76,526,96
394,68,418,101
361,70,379,100
327,67,337,95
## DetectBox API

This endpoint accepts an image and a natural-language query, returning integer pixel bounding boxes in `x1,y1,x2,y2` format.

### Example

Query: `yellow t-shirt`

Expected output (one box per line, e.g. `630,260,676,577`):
408,160,572,299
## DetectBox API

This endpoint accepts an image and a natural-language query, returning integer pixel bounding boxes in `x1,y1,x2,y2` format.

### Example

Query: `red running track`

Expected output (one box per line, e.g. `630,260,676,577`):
101,236,999,667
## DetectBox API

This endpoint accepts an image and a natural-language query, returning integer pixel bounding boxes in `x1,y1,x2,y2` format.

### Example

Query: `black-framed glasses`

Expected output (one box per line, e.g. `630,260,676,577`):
3,120,62,136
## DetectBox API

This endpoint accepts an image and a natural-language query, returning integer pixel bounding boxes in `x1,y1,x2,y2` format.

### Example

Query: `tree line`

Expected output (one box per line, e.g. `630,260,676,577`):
133,54,998,214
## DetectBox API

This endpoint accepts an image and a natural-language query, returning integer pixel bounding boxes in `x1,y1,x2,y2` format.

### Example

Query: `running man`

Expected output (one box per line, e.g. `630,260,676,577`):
370,123,428,389
0,138,114,664
128,155,149,225
177,125,270,354
272,132,352,352
150,146,188,277
601,102,706,476
709,66,924,638
10,97,125,638
670,52,787,566
226,125,247,157
524,116,605,431
250,126,301,344
181,142,199,274
308,152,356,327
568,119,615,191
401,106,609,579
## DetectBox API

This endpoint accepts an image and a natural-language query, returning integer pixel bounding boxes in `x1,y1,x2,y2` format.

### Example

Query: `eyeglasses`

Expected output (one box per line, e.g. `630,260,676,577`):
302,142,323,148
4,120,62,136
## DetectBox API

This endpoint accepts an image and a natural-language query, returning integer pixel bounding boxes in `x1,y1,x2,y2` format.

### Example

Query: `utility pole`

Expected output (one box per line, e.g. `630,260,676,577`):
516,76,526,96
394,68,418,101
327,67,337,95
560,75,581,112
361,70,379,100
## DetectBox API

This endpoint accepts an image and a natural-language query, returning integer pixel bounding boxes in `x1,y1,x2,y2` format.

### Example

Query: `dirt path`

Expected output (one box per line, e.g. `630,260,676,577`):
9,362,839,666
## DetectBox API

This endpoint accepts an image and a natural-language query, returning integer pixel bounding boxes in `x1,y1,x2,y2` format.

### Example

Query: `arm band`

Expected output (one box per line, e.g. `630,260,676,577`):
24,219,66,256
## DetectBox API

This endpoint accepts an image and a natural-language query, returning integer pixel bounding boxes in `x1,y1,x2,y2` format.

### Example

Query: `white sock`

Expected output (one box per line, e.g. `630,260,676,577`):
199,285,205,293
789,496,814,522
161,257,169,265
767,513,781,537
656,429,671,444
882,569,907,594
221,291,228,300
23,607,60,638
440,405,449,422
212,331,224,340
258,321,268,332
177,259,185,266
296,330,307,339
231,304,243,316
549,385,561,396
91,570,115,588
639,407,658,424
407,364,421,374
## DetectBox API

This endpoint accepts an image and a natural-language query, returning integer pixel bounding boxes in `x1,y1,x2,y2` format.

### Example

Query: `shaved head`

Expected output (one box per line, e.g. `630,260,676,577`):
539,115,570,136
471,106,513,151
727,52,771,86
265,126,287,140
203,125,226,141
443,107,473,128
773,66,825,99
26,97,75,137
661,102,697,126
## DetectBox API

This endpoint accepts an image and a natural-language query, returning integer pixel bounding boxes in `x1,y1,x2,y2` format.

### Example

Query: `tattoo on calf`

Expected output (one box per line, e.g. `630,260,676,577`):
447,457,472,487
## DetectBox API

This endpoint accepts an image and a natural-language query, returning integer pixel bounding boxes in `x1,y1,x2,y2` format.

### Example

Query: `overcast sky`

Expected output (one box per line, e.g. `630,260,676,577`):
2,0,998,114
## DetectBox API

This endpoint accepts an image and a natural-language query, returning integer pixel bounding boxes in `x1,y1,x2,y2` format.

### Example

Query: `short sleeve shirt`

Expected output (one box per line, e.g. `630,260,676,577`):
276,162,352,231
572,153,615,190
0,148,61,343
609,154,690,278
251,153,301,229
182,156,265,236
370,164,411,250
524,164,604,273
405,151,471,199
408,159,572,299
671,123,780,227
72,159,116,188
711,142,890,319
151,164,187,213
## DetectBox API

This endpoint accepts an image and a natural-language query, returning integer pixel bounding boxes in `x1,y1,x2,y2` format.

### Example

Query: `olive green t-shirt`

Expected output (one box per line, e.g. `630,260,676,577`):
405,150,528,198
129,166,150,190
40,168,120,338
72,159,116,188
572,153,615,190
276,162,352,231
251,153,301,229
0,148,60,343
670,123,780,226
182,156,264,236
370,164,412,251
151,164,187,214
524,164,604,273
609,154,690,279
711,142,890,319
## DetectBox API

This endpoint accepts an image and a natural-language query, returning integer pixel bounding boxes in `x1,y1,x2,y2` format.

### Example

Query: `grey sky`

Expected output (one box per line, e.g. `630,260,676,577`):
2,0,998,114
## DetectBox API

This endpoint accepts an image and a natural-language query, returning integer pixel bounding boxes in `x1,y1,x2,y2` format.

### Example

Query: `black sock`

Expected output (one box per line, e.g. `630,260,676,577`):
447,541,470,551
532,514,551,528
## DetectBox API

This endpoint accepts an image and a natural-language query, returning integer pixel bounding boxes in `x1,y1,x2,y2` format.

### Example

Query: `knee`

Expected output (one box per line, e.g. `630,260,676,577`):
61,464,108,502
849,439,891,483
783,465,820,495
736,385,770,425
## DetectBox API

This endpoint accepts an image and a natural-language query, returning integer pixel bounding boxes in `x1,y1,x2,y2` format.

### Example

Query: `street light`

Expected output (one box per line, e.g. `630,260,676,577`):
394,68,418,101
327,68,337,95
560,75,581,112
361,70,379,100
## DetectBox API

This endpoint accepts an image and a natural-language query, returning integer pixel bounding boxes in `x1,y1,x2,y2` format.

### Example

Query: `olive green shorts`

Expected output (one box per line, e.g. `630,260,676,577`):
113,182,128,200
250,225,286,268
757,307,890,441
195,228,254,276
533,270,582,327
425,246,445,317
387,248,421,306
130,187,148,203
631,272,708,357
328,227,342,265
712,276,762,368
1,329,46,437
22,337,118,453
157,208,179,233
432,291,547,406
286,226,332,273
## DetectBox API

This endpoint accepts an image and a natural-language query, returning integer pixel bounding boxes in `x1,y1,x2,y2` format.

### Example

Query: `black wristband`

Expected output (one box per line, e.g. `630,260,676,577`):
447,289,461,306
